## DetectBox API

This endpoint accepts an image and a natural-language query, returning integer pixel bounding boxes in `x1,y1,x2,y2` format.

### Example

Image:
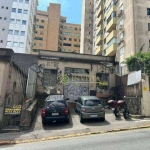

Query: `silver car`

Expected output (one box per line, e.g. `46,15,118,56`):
75,96,105,123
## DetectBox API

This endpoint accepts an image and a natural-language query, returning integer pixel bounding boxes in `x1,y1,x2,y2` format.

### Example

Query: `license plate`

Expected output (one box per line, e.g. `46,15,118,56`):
112,108,115,111
91,115,97,117
52,113,59,116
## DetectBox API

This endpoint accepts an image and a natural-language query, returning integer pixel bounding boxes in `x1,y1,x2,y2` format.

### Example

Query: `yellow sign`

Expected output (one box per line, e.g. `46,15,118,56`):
143,86,147,91
5,105,22,115
99,81,108,86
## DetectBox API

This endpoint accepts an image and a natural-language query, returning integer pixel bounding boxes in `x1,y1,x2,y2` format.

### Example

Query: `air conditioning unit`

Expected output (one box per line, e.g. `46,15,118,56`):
120,38,124,42
117,10,123,17
118,25,123,30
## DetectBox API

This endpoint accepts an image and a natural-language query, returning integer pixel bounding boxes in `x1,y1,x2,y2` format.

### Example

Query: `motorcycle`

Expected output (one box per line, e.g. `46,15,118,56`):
108,99,130,119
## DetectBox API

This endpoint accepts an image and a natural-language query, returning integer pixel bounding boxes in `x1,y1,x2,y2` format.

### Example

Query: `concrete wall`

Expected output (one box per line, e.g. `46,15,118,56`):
141,75,150,116
0,61,9,125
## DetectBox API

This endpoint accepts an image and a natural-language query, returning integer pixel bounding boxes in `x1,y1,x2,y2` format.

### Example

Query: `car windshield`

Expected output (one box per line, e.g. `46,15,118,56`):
45,100,66,108
84,100,101,106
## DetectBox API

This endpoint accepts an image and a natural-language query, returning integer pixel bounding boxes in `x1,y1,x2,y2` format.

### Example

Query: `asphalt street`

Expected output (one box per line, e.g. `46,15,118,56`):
1,128,150,150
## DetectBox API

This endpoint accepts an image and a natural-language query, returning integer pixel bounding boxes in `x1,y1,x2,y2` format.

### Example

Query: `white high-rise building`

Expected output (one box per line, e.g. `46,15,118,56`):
0,0,38,53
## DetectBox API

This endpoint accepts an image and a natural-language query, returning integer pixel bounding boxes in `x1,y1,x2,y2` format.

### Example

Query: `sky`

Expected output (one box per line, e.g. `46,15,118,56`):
38,0,82,24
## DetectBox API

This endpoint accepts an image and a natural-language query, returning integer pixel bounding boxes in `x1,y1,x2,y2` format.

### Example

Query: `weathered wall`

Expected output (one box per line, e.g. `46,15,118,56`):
141,75,150,116
0,61,9,126
37,59,115,99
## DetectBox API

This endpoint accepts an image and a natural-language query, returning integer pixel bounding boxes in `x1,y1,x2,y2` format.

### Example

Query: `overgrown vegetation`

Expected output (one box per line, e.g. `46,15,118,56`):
123,45,150,75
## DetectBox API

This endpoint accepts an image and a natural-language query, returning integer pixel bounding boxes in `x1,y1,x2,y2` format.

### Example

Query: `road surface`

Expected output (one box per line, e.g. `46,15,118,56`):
1,128,150,150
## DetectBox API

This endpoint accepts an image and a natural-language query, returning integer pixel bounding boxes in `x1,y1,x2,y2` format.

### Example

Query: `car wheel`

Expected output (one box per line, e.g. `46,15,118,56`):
42,120,46,125
100,117,105,122
80,114,84,123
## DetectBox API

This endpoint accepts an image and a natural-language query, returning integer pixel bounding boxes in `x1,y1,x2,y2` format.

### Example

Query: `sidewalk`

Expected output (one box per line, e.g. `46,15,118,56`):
0,109,150,145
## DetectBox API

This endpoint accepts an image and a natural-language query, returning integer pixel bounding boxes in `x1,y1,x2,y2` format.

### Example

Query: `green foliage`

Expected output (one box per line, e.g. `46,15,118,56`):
124,51,150,75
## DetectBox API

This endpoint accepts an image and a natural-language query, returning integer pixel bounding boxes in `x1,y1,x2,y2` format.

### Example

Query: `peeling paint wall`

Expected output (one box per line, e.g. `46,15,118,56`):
37,59,116,100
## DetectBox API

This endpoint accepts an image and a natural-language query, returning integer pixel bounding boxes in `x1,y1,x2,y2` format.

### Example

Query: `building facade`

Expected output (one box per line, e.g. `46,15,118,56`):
33,3,81,54
80,0,94,54
94,0,150,75
0,0,38,54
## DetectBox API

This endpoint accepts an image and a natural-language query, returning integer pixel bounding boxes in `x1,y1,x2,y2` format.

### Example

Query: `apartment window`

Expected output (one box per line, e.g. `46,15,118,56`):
6,7,8,9
64,32,72,35
39,43,43,47
74,33,80,36
4,17,7,20
16,19,21,24
20,31,25,36
107,12,116,24
36,19,39,22
12,8,16,13
14,30,19,35
13,0,17,2
0,17,2,20
7,41,12,46
1,6,4,9
8,30,13,35
25,0,29,4
10,19,15,23
19,0,23,3
120,46,124,55
74,44,80,47
62,49,66,52
0,40,3,43
13,42,18,47
75,28,77,30
63,26,67,29
64,37,66,40
2,28,5,31
18,9,22,13
41,20,44,23
89,24,90,27
70,27,72,30
19,42,24,47
22,20,26,25
120,18,124,25
23,10,28,14
147,8,150,15
68,49,71,52
89,32,90,35
104,38,106,44
69,38,72,41
74,39,77,41
148,23,150,31
35,37,43,40
63,43,71,46
36,25,44,29
40,31,44,35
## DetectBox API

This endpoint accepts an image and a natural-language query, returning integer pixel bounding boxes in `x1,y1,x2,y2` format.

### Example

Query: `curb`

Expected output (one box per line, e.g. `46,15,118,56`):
0,124,150,146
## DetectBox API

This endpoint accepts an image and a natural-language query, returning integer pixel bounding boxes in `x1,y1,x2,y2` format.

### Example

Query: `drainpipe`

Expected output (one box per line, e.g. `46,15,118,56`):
132,0,136,54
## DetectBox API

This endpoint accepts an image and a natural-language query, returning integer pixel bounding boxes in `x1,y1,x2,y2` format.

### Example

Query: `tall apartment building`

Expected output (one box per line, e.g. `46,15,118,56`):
0,0,38,53
33,3,81,54
94,0,150,74
80,0,94,54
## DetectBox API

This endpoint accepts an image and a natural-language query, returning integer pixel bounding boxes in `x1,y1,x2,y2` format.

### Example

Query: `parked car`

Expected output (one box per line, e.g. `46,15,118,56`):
74,96,105,123
41,96,70,125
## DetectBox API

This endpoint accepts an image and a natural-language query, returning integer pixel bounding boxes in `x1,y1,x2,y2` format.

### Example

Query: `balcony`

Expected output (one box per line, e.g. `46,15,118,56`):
96,0,101,9
106,0,112,9
95,45,103,55
96,35,103,46
97,5,104,18
96,24,103,35
106,17,117,32
105,43,117,56
97,14,104,27
106,5,117,20
106,30,117,44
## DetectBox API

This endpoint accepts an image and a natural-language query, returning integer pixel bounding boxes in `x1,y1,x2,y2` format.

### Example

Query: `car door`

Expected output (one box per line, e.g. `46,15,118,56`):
76,97,82,112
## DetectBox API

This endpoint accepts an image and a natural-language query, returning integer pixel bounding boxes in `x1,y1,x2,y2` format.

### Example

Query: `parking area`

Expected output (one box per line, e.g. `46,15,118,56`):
31,107,148,136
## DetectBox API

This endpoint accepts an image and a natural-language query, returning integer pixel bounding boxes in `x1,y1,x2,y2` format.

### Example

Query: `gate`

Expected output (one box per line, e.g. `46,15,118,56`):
64,76,89,101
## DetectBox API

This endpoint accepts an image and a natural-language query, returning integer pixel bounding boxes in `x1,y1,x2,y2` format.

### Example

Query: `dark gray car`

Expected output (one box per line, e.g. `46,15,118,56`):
75,96,105,123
